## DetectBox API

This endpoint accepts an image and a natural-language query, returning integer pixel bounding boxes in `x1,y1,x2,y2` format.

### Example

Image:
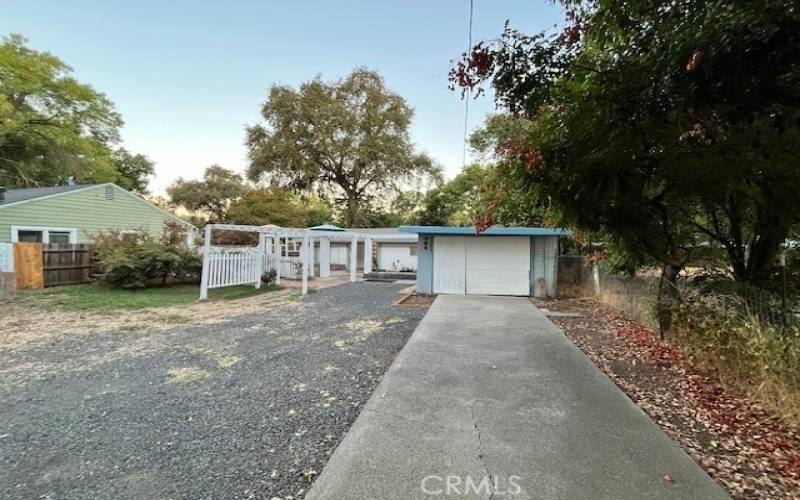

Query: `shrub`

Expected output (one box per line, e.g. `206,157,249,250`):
261,269,277,287
672,296,800,422
93,224,201,289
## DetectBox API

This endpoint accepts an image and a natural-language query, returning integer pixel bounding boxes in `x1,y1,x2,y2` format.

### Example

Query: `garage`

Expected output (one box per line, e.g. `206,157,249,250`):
400,226,569,298
432,236,530,295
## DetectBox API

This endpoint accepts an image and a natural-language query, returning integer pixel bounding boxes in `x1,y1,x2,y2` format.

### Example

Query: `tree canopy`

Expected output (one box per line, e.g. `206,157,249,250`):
1,35,119,187
112,148,155,194
245,68,441,226
452,0,800,288
0,35,157,192
417,163,551,227
226,187,331,228
167,165,246,222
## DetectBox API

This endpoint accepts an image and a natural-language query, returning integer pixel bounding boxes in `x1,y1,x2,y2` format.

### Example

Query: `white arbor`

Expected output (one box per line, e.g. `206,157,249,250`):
199,224,362,300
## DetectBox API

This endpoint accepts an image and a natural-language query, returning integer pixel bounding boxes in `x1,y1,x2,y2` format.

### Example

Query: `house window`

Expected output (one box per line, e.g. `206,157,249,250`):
48,231,72,245
17,230,43,243
11,226,77,244
409,244,417,256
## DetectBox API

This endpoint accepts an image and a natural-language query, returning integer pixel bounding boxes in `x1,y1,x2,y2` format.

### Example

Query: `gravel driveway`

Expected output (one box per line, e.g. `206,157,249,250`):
0,282,428,499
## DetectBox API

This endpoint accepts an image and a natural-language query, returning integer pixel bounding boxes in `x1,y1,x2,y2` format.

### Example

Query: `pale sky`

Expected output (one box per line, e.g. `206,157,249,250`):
4,1,563,193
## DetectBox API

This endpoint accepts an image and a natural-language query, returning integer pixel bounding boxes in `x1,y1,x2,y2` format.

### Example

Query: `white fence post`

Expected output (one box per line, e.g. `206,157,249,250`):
273,234,281,285
350,235,358,282
302,233,309,295
309,236,315,277
255,233,264,289
199,225,212,300
592,263,600,296
320,238,331,277
364,237,373,274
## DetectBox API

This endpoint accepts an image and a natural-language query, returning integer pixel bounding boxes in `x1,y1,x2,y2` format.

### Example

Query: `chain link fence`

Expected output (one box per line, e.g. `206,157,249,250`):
558,255,800,328
557,254,800,331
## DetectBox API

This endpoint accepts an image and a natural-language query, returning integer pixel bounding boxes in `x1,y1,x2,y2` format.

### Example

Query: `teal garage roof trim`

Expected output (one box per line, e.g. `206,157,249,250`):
399,226,571,236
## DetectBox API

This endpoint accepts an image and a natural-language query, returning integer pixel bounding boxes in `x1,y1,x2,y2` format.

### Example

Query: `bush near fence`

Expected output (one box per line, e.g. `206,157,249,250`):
594,267,800,423
94,225,200,289
672,294,800,423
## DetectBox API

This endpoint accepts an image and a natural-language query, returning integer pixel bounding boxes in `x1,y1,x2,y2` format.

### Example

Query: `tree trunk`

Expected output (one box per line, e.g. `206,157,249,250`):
344,193,359,226
657,263,682,340
744,227,787,283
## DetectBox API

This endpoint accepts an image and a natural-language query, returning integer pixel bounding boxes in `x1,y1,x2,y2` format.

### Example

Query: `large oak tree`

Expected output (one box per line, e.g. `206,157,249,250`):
167,165,245,223
245,68,440,226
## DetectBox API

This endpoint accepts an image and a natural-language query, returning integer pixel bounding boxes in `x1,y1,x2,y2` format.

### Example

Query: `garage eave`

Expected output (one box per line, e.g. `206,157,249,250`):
398,226,571,237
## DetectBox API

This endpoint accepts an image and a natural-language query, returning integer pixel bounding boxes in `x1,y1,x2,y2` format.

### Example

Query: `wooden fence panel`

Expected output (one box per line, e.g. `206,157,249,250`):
42,244,94,287
14,242,44,289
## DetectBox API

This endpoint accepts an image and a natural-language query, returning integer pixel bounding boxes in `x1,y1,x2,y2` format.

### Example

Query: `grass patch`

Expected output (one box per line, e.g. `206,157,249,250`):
161,314,191,325
22,283,283,313
166,367,209,383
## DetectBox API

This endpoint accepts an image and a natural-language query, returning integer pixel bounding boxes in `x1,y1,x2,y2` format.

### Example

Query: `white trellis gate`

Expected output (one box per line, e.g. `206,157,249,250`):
199,224,361,300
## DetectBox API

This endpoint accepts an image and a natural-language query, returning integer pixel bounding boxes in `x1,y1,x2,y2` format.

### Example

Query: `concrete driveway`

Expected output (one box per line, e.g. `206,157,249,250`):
307,295,729,499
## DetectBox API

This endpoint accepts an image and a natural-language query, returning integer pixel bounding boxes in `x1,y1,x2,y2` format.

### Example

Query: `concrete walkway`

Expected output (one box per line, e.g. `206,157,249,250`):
306,295,729,500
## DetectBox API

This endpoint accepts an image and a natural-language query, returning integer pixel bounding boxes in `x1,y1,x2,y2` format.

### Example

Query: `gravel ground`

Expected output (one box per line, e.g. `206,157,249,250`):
0,282,428,500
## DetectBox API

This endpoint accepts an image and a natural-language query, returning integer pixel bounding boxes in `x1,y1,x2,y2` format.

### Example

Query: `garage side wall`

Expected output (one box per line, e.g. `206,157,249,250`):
415,235,434,293
530,236,559,297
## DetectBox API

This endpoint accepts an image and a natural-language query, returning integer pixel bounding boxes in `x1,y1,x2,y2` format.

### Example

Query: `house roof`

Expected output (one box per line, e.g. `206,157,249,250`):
311,224,345,231
348,227,416,241
0,182,195,229
347,227,402,235
1,184,98,205
399,225,571,236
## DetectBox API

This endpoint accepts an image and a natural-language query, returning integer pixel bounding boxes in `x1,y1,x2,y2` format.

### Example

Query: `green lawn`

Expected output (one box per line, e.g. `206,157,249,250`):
22,283,284,313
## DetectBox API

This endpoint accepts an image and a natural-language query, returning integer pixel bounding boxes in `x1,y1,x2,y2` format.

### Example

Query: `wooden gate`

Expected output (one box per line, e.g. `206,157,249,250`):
42,244,94,287
13,242,44,289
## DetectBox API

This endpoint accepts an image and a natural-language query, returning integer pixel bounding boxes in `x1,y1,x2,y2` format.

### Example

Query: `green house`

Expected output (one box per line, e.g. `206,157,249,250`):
0,183,195,244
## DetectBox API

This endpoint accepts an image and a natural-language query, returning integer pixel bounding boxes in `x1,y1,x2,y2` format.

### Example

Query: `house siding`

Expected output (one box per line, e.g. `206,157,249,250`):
0,184,189,243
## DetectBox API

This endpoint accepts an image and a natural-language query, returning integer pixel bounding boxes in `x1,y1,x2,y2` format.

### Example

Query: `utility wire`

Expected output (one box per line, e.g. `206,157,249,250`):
462,0,474,169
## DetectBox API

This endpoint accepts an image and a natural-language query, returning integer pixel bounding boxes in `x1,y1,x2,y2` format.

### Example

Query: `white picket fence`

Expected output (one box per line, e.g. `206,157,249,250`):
279,256,303,279
206,246,267,289
202,244,308,294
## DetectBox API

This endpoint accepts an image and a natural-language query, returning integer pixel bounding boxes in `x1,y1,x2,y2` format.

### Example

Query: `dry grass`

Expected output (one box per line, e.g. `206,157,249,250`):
598,280,800,427
597,288,657,330
0,288,298,352
166,367,210,383
679,333,800,427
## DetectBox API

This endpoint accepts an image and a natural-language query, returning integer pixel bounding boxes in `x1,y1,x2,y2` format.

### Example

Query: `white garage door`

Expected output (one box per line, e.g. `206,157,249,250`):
433,236,530,296
433,236,466,294
466,237,530,295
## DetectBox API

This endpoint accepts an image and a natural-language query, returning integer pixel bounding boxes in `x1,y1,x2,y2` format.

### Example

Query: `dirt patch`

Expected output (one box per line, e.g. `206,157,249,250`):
343,319,384,336
547,297,800,499
0,289,298,352
395,293,437,308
